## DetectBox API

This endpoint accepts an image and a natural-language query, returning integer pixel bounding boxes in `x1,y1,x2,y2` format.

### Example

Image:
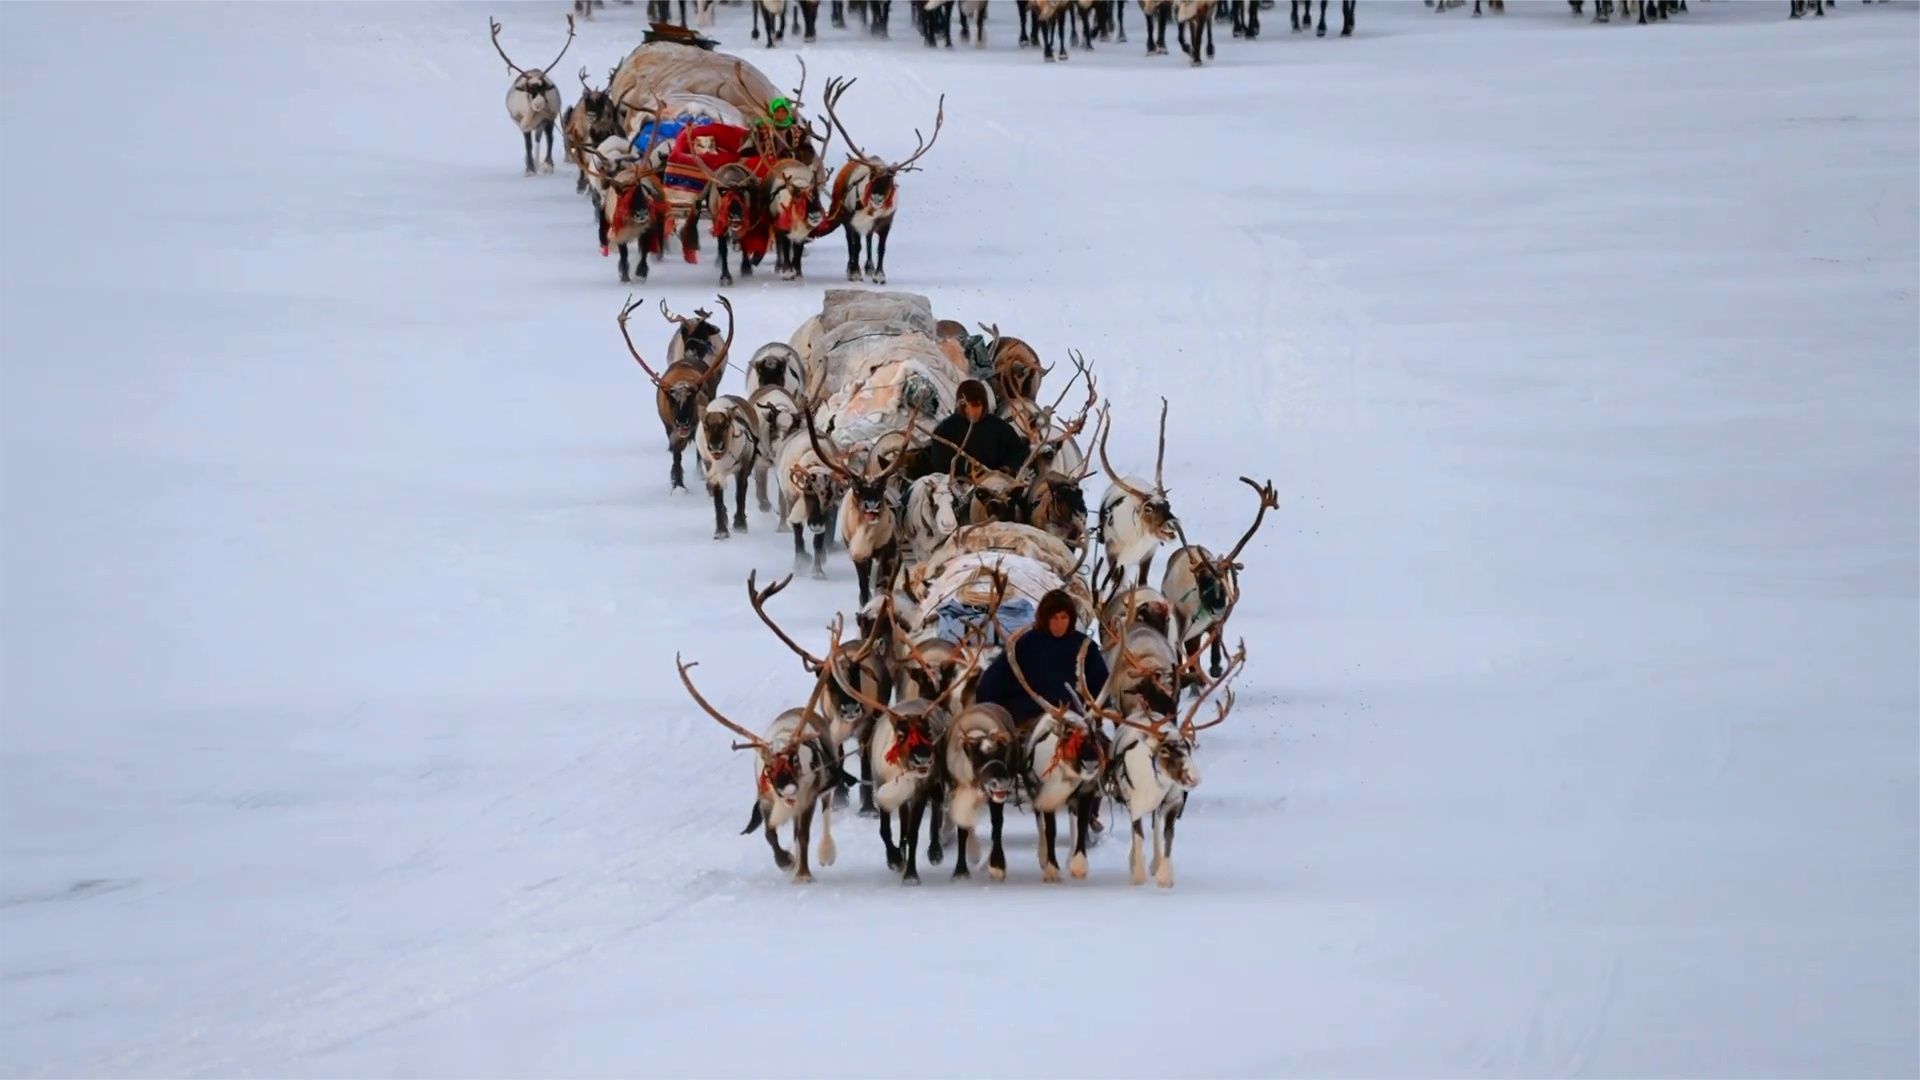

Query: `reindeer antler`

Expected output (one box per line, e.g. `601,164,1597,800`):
1181,640,1247,740
539,14,576,74
579,65,593,90
1095,404,1153,503
1153,397,1170,493
894,94,945,172
488,18,523,73
1223,476,1279,568
676,654,769,752
746,570,826,672
820,76,876,165
802,405,857,484
617,295,665,384
703,294,736,395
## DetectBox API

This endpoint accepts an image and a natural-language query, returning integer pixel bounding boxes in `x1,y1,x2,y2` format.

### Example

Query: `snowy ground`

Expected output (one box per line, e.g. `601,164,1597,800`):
2,1,1916,1076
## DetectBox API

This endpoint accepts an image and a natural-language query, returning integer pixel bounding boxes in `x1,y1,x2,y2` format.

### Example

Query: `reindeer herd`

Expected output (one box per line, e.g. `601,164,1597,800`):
603,286,1281,886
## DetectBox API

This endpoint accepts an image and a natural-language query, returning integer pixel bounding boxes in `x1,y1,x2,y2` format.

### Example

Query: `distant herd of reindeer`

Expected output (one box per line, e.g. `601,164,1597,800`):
574,0,1894,65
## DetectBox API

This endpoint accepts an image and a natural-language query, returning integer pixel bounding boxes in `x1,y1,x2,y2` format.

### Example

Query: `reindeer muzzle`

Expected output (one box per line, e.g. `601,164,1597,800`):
982,763,1014,803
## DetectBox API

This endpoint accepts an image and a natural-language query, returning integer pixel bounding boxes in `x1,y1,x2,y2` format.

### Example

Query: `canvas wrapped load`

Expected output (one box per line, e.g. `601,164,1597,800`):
909,523,1096,644
611,43,782,116
807,290,966,454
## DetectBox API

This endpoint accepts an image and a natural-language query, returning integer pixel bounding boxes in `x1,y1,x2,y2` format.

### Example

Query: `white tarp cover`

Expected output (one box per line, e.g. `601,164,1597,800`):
909,523,1097,632
808,290,963,453
609,43,781,120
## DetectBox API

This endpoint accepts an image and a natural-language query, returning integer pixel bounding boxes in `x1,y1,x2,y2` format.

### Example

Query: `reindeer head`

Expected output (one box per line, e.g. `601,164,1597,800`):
822,76,945,212
910,473,962,543
576,69,621,141
805,403,914,531
490,16,574,109
749,344,799,390
699,403,736,458
965,725,1019,803
660,299,723,368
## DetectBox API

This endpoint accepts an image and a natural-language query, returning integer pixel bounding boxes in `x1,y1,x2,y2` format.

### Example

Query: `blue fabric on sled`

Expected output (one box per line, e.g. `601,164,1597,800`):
932,597,1036,644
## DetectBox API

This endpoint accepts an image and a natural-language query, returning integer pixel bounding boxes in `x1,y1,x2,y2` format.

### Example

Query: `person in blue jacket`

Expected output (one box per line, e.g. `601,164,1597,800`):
975,590,1109,727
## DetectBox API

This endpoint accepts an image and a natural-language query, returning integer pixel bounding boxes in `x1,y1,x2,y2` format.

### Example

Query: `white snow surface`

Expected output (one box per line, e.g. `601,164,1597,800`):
2,2,1916,1076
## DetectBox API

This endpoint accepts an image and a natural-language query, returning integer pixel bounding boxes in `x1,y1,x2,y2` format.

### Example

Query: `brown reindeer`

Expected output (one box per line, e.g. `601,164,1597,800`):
618,294,733,491
819,76,946,285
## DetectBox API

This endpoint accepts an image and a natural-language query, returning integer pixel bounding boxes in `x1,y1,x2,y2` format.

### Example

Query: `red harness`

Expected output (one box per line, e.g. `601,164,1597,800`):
885,724,933,767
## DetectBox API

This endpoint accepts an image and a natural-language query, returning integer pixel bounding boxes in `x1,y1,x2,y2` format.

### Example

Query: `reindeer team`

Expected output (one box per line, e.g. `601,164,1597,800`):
601,281,1279,887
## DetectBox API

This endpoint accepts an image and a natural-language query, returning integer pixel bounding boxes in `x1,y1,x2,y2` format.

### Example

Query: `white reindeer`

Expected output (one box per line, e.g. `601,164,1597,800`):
748,384,803,515
489,16,575,176
1094,399,1181,595
695,395,764,540
1100,642,1245,887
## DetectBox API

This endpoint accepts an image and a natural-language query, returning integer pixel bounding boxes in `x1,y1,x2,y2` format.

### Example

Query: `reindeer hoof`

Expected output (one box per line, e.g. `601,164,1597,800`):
848,269,862,282
733,516,749,532
858,804,880,819
1130,867,1147,886
1069,852,1088,879
720,274,733,286
1041,865,1061,883
831,786,849,810
810,567,827,580
901,871,920,886
989,865,1006,882
952,865,970,880
1155,864,1175,888
792,870,814,884
542,160,555,173
773,849,794,870
928,842,944,864
871,272,886,285
524,166,536,177
713,528,729,540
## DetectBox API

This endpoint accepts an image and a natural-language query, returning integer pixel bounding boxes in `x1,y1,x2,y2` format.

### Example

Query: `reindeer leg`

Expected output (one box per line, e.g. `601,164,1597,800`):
670,446,686,491
718,236,733,287
857,737,878,816
880,804,901,870
1137,553,1154,587
542,121,557,171
811,529,828,580
901,794,923,884
523,130,535,176
1070,792,1093,878
732,470,750,531
987,800,1007,881
710,480,730,539
845,222,862,281
927,783,946,863
1155,799,1180,888
1209,630,1226,678
1040,810,1061,882
617,242,631,283
872,224,890,285
952,825,972,879
853,556,872,608
792,804,815,883
816,792,837,867
1129,814,1147,884
791,522,807,569
765,818,794,870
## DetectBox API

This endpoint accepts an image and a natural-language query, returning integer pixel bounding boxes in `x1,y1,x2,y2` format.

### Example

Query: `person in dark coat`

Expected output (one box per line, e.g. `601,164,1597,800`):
975,590,1110,727
911,379,1030,480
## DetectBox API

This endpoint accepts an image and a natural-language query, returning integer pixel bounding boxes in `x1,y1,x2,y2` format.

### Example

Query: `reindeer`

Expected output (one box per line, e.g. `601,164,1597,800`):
959,0,989,45
1098,642,1245,887
588,118,672,283
660,298,729,370
818,78,945,286
901,473,963,569
685,159,772,288
792,0,825,40
805,406,917,608
971,323,1047,416
676,653,845,883
696,395,764,540
1139,0,1173,53
1174,0,1216,65
775,422,843,578
1291,0,1356,34
1101,599,1182,718
563,68,623,195
941,703,1020,880
747,574,894,813
618,294,732,491
746,342,809,398
765,158,829,282
915,0,957,46
831,662,950,883
752,0,789,44
748,384,803,515
1162,476,1276,682
1006,638,1109,882
489,16,574,176
1094,399,1180,594
1029,0,1074,59
1016,352,1100,551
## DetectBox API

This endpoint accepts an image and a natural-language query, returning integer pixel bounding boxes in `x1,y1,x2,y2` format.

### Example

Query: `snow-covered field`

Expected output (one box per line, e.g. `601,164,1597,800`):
2,1,1916,1075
